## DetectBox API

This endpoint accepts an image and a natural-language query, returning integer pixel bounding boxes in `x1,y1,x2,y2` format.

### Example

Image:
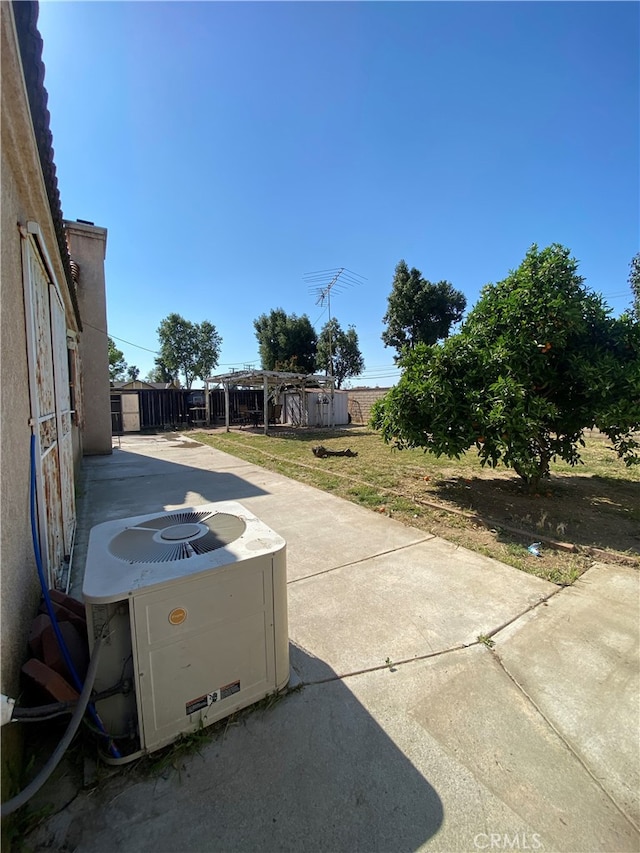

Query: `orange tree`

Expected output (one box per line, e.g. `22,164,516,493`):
371,244,640,492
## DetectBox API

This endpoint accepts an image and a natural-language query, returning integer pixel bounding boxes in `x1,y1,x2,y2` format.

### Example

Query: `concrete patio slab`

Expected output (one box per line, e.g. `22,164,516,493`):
26,647,637,853
375,646,638,852
288,537,552,681
494,562,640,827
24,434,637,852
73,437,431,591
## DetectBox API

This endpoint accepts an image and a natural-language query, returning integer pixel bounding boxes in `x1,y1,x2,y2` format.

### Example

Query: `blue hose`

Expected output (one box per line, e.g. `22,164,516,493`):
29,431,121,759
1,631,105,817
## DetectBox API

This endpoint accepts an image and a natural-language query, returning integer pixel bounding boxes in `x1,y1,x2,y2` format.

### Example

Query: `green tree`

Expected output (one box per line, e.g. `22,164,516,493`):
372,244,640,492
629,252,640,320
316,319,365,389
145,358,177,384
382,260,467,360
157,313,222,389
108,336,127,382
254,309,317,373
126,365,140,381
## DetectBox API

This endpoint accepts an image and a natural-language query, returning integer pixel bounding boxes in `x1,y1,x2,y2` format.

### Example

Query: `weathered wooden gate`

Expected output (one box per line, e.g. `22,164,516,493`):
22,223,75,588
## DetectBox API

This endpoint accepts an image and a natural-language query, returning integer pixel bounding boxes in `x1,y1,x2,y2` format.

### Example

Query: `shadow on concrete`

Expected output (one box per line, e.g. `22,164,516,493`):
81,447,269,523
179,644,445,853
70,446,272,596
28,644,444,852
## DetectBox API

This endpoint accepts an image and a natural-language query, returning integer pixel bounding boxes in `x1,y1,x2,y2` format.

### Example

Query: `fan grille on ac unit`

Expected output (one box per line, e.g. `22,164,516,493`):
107,511,246,563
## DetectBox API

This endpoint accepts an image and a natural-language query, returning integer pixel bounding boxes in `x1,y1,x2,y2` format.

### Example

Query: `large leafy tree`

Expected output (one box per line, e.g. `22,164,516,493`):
145,357,177,384
382,260,467,359
108,337,128,382
254,309,317,373
372,244,640,492
157,313,222,389
316,319,365,389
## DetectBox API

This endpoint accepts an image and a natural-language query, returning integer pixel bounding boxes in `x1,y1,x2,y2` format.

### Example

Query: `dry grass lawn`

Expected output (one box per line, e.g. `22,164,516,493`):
192,426,639,586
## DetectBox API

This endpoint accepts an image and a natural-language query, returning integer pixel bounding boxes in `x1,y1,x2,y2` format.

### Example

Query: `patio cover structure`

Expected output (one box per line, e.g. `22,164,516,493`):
205,369,335,435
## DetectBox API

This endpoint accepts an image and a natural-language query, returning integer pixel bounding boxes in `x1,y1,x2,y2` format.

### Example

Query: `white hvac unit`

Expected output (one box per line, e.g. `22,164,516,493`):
83,501,289,762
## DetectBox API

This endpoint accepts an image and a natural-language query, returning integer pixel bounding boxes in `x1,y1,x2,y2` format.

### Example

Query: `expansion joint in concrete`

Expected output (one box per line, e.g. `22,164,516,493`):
298,578,566,688
473,583,567,642
299,642,470,687
287,537,436,586
490,647,640,836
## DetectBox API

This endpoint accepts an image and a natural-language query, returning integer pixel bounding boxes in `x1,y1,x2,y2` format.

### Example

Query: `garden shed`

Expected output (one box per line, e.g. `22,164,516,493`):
205,369,338,434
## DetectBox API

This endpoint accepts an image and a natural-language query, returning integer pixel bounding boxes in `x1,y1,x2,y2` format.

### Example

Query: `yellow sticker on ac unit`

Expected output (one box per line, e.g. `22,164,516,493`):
168,607,187,625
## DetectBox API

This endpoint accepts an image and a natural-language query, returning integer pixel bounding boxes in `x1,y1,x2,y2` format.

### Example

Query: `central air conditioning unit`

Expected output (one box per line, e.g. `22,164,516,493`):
82,501,289,762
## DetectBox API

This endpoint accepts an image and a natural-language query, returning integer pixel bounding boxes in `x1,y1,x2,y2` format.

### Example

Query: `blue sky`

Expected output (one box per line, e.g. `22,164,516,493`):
37,1,638,386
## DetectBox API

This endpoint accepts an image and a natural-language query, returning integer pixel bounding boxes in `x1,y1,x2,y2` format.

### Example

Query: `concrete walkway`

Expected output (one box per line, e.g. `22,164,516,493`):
29,434,639,852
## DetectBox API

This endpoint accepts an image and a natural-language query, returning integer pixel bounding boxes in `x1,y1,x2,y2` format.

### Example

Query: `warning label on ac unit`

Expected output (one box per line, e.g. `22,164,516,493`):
220,680,241,700
185,694,209,716
185,680,241,716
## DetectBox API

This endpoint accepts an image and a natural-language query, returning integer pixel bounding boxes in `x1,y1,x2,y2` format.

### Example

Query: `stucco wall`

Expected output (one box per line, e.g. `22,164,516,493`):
1,3,100,704
1,2,62,696
347,387,391,425
0,149,41,700
65,221,112,456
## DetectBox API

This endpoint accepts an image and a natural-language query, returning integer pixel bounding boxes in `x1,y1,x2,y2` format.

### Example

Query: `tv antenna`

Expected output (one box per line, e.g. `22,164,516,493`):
303,268,366,423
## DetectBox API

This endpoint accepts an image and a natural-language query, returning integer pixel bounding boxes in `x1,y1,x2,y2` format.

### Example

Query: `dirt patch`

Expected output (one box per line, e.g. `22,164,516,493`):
418,471,639,555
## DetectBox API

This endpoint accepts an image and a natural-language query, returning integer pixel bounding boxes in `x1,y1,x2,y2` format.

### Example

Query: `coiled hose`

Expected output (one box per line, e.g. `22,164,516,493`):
1,631,104,817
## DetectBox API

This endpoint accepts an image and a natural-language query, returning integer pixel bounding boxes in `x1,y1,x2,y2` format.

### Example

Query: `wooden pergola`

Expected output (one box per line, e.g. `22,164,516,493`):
204,369,335,435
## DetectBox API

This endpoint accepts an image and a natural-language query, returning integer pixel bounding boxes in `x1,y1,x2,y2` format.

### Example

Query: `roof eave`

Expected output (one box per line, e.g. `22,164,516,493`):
12,0,82,330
